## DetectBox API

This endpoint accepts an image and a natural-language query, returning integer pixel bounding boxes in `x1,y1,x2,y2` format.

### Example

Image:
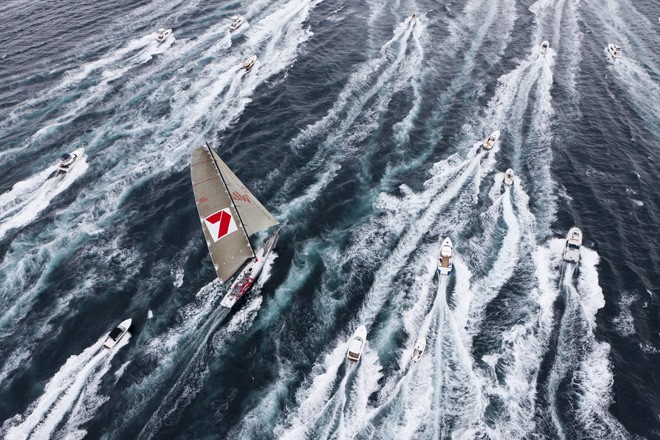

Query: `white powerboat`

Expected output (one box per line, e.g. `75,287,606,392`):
57,148,84,174
607,44,622,60
156,28,172,43
562,227,582,263
103,318,132,349
504,168,514,186
437,237,453,275
540,40,549,55
347,325,367,362
243,55,257,71
220,233,278,309
482,130,500,150
411,337,426,362
229,15,245,31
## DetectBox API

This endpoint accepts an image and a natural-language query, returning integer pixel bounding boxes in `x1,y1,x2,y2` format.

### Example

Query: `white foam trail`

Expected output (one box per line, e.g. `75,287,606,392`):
138,296,263,439
1,334,130,439
0,156,88,240
277,342,348,439
274,15,424,210
547,244,630,439
608,57,660,133
582,0,659,74
466,186,520,338
0,0,323,383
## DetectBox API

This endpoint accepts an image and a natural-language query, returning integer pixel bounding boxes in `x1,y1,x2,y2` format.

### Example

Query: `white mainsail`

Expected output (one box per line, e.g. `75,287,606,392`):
190,144,278,282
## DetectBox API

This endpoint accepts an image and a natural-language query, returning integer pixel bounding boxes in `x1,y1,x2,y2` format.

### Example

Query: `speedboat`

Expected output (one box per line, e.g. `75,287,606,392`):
504,168,514,186
411,337,426,362
156,28,172,43
103,318,132,349
243,55,257,71
607,44,622,60
540,40,549,54
220,233,278,309
562,227,582,263
437,237,453,275
57,148,84,174
229,15,245,31
411,13,416,20
482,130,500,150
347,325,367,362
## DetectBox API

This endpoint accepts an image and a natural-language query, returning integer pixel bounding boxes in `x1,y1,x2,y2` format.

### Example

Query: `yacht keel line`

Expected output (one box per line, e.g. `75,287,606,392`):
191,143,279,310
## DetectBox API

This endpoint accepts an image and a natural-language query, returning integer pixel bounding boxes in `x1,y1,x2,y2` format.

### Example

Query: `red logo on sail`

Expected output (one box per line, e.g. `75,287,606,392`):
204,208,238,242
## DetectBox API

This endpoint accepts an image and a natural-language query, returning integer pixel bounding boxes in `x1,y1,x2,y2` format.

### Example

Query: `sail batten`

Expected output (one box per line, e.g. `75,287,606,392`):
190,144,278,283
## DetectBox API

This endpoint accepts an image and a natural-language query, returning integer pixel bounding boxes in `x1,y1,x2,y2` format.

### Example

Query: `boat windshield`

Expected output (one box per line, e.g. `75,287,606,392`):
348,338,363,354
568,243,580,249
108,327,123,340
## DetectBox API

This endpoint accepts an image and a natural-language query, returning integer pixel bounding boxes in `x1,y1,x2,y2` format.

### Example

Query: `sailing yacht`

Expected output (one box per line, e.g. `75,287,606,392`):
191,144,280,311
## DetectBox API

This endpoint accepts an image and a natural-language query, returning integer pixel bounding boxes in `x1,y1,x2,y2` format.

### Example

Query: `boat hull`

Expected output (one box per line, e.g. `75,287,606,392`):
103,318,132,349
347,325,367,362
220,232,278,309
57,148,84,174
412,337,426,362
562,227,582,263
437,237,453,275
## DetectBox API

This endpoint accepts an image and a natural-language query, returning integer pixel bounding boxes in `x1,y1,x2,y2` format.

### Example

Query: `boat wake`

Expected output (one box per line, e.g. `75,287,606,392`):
0,156,88,240
545,243,631,439
0,334,130,440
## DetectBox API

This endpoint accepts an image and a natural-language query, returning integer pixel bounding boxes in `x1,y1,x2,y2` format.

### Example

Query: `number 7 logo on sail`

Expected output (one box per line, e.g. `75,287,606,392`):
204,208,238,242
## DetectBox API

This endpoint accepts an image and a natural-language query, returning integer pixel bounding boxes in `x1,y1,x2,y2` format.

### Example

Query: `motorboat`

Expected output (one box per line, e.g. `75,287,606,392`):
482,130,500,150
156,28,172,43
229,15,246,31
57,148,84,174
504,168,514,186
562,227,582,263
243,55,257,71
607,44,622,60
219,233,278,309
411,337,426,362
411,13,416,20
347,325,367,362
103,318,132,349
437,237,453,275
540,40,549,54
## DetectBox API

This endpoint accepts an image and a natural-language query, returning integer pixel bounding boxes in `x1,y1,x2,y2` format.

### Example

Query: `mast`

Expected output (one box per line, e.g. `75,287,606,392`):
205,142,255,255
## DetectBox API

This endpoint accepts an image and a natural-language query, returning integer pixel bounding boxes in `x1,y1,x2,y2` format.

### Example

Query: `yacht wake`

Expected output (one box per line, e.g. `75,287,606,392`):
0,157,88,240
0,335,130,440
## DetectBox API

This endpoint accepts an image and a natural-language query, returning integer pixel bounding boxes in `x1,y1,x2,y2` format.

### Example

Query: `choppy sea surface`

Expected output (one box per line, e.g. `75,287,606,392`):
0,0,658,438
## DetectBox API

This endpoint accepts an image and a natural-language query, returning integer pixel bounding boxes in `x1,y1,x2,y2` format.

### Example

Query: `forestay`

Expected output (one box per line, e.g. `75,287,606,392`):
190,144,278,282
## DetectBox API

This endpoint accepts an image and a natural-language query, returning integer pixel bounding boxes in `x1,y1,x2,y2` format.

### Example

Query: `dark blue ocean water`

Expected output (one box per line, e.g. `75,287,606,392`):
0,0,658,438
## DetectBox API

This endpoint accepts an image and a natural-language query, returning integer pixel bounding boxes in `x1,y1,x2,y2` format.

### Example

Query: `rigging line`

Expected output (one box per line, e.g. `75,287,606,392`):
205,141,255,256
